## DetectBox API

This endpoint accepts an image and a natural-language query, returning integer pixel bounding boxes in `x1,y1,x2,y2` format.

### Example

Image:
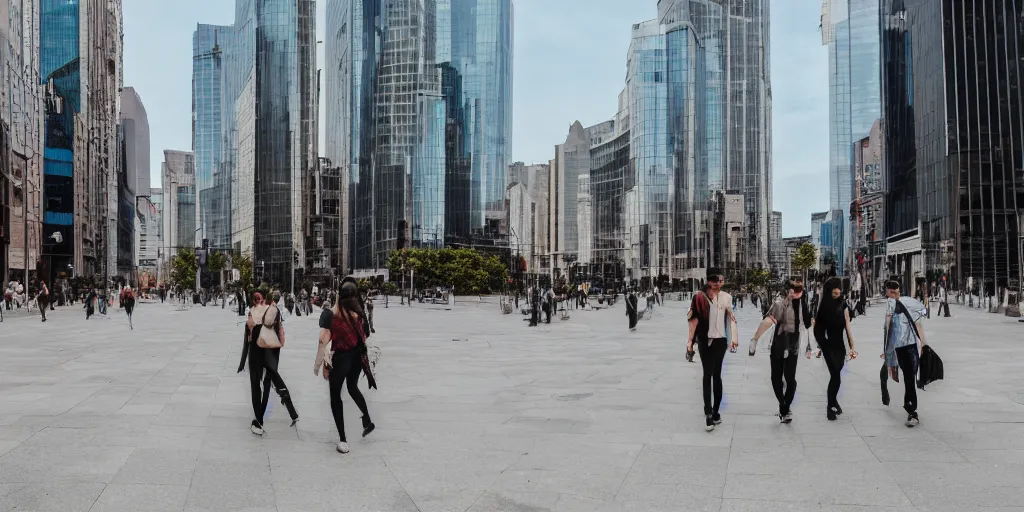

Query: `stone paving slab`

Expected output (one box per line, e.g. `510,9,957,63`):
0,298,1023,511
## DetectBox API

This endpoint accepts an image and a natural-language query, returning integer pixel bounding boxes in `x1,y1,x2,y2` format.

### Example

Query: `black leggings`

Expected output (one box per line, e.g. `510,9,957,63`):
248,346,298,426
329,350,371,442
770,339,799,414
819,339,846,409
697,338,728,415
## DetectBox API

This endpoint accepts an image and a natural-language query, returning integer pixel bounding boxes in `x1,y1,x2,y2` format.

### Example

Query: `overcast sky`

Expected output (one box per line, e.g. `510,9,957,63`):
123,0,829,237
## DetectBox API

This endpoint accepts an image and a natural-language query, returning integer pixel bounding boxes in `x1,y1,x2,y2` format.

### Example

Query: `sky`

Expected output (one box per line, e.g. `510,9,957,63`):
123,0,829,237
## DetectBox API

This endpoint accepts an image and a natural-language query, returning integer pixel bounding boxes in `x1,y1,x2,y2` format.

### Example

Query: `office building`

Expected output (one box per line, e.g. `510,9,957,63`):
550,120,611,275
709,191,746,275
659,0,773,268
881,0,1022,295
216,0,316,288
193,24,232,250
577,174,592,266
39,0,123,283
1,0,43,282
307,157,343,277
507,162,550,276
161,150,195,259
852,120,884,293
325,0,514,272
768,211,784,272
119,87,149,279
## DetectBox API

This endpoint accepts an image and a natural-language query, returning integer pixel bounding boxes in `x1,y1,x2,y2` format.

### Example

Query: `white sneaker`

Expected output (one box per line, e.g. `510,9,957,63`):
336,442,350,453
250,422,264,436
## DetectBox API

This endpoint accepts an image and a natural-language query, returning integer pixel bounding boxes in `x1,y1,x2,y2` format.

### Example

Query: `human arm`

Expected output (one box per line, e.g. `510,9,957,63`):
726,305,739,350
314,327,331,376
844,309,857,358
750,314,776,348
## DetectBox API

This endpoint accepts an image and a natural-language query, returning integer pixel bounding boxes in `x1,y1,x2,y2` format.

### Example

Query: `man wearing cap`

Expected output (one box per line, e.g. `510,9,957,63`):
686,268,738,431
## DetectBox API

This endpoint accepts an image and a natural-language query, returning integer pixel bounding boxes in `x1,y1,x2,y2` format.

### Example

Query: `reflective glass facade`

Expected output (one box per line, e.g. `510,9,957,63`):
40,0,80,272
826,12,852,273
326,0,513,270
219,0,316,286
848,0,881,140
882,0,1023,288
590,129,630,286
193,24,232,249
625,22,704,280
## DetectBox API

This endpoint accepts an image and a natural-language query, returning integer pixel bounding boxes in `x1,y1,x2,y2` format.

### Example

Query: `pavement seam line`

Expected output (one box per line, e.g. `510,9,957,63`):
611,443,644,501
381,455,423,512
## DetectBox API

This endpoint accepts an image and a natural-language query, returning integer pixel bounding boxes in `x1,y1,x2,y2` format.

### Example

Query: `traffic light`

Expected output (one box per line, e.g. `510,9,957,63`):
198,249,207,268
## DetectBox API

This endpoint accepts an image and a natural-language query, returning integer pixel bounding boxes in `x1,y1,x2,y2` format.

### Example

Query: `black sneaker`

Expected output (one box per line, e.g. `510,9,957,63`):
712,413,722,425
827,407,837,421
705,414,715,432
905,413,919,428
834,404,843,416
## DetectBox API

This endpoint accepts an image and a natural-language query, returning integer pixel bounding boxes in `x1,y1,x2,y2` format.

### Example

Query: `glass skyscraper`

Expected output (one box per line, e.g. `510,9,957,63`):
326,0,513,271
881,0,1023,291
193,24,232,250
40,0,80,278
216,0,316,287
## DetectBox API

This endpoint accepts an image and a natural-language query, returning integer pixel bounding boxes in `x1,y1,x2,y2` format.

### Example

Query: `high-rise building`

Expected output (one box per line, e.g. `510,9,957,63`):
217,0,316,288
821,0,882,276
658,0,773,269
1,0,44,283
550,120,610,272
881,0,1022,295
768,210,784,272
119,87,149,279
326,0,514,272
577,174,592,266
161,150,196,260
39,0,123,283
590,93,631,288
193,24,232,250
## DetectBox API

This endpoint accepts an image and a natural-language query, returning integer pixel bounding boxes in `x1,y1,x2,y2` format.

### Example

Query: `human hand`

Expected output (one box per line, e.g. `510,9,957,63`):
848,350,857,360
730,340,739,352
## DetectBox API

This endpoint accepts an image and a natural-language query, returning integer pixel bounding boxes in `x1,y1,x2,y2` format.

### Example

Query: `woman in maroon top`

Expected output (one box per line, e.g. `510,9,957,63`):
314,281,375,453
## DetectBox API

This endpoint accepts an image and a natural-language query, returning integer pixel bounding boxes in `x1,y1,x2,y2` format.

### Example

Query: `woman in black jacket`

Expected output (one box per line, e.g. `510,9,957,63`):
813,278,858,420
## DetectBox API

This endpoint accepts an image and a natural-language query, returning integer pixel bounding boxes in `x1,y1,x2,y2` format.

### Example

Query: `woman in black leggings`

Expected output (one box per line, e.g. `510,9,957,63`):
238,292,299,435
315,281,375,453
813,278,857,420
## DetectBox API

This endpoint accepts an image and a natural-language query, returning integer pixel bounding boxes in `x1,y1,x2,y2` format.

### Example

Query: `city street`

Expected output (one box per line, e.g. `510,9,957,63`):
1,298,1023,511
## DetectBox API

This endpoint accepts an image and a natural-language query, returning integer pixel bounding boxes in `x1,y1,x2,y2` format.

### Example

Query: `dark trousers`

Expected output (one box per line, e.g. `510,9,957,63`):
819,340,846,409
39,301,47,321
530,306,539,326
627,309,637,329
697,337,728,415
895,345,918,414
329,350,371,442
544,304,551,323
939,301,951,317
248,346,298,426
770,337,799,414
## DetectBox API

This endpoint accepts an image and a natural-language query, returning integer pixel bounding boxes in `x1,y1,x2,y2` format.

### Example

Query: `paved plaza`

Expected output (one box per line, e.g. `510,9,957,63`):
1,296,1024,511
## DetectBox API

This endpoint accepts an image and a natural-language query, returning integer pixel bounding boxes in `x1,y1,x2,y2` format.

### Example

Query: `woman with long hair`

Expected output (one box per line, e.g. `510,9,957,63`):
813,277,858,420
314,280,375,454
238,292,299,435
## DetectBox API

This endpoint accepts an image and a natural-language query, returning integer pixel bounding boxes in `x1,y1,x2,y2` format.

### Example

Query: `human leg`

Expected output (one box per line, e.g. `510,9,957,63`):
697,338,715,415
329,353,349,442
248,346,267,427
782,351,799,409
896,345,918,417
344,360,373,436
261,349,298,422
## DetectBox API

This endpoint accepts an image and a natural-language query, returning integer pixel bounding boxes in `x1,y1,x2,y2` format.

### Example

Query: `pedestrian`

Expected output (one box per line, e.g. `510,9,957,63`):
529,286,540,326
365,294,376,333
121,286,136,329
812,278,857,421
749,276,813,423
543,288,554,324
937,283,951,318
84,289,97,319
37,281,50,322
237,292,299,435
883,280,928,427
625,290,639,331
314,280,376,454
686,268,738,431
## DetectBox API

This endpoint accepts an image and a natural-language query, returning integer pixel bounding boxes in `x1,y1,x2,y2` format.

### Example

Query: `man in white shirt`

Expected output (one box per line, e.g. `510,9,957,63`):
686,268,739,431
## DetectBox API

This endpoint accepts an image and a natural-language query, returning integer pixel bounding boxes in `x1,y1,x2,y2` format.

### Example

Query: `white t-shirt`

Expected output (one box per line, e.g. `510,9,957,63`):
706,291,732,338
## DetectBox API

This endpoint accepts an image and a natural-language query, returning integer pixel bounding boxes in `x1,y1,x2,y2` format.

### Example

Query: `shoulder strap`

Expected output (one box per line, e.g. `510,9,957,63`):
894,300,922,341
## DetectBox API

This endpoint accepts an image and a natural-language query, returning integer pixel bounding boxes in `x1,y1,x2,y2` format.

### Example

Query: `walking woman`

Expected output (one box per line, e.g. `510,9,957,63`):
686,269,739,431
625,290,639,331
314,280,375,454
84,289,97,319
122,286,136,330
238,292,299,435
813,278,857,420
37,281,49,322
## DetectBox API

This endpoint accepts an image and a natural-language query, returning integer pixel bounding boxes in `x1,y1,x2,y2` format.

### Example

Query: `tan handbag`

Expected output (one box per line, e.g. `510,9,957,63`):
254,304,282,349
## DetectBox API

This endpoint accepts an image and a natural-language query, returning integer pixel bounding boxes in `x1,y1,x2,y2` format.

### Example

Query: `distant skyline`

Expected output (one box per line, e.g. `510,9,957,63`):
122,0,828,237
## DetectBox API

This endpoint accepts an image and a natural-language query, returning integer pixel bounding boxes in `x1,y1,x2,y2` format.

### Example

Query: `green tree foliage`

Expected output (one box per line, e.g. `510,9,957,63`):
386,247,508,295
792,243,818,278
170,248,198,290
231,254,254,291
